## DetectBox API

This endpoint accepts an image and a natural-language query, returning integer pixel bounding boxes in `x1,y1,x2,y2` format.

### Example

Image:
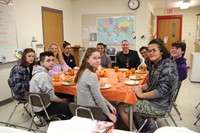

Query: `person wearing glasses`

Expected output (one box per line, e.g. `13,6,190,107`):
139,46,152,70
170,41,187,82
116,40,140,69
118,39,178,132
62,41,77,69
97,42,112,68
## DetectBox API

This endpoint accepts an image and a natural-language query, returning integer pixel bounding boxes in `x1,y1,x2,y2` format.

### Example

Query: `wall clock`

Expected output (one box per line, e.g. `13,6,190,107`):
128,0,140,10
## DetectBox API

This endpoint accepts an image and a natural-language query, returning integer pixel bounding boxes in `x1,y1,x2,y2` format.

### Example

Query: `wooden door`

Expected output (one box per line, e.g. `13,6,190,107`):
157,15,182,51
42,7,64,51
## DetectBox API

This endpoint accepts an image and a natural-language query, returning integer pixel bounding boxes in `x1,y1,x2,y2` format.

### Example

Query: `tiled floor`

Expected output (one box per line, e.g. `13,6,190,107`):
0,75,200,132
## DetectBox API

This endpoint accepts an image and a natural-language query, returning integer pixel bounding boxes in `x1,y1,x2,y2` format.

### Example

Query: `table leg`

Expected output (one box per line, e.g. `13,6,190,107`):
130,105,133,131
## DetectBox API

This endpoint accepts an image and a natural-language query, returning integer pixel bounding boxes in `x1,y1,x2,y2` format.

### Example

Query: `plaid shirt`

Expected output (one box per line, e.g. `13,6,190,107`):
8,64,30,99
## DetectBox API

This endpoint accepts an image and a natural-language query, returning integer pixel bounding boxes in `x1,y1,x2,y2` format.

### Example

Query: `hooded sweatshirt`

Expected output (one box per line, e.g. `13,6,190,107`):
30,65,57,112
171,56,187,81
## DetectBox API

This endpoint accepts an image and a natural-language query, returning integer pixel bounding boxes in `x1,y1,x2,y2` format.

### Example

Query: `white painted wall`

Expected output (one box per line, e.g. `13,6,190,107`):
71,0,153,51
154,6,200,66
0,0,72,101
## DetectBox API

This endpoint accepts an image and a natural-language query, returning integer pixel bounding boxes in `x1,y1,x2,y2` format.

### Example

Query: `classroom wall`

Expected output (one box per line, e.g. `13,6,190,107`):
154,6,200,67
0,0,73,102
71,0,153,51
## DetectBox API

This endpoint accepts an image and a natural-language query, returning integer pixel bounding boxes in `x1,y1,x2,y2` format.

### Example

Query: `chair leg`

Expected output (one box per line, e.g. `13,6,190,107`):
194,117,200,125
169,114,178,127
163,118,170,126
195,103,200,109
173,103,182,120
196,113,200,118
6,103,20,124
137,118,148,133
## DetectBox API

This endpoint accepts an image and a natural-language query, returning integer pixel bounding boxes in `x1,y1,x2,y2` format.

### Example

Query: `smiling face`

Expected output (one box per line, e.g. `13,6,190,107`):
171,46,184,59
148,44,163,64
140,48,148,60
86,51,101,70
50,44,59,57
121,40,129,53
97,45,105,55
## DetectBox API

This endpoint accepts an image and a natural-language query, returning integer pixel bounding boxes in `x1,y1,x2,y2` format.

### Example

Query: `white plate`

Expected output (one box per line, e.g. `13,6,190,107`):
118,68,129,71
124,80,139,85
135,70,146,74
129,75,143,80
73,66,79,70
61,81,75,86
100,84,111,89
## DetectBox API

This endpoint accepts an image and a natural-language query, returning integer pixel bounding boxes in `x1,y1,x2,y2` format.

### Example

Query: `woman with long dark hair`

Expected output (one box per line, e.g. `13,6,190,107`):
8,48,35,99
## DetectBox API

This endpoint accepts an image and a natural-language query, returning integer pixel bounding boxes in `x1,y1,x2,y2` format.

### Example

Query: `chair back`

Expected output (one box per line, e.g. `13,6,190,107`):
69,102,103,120
25,92,50,107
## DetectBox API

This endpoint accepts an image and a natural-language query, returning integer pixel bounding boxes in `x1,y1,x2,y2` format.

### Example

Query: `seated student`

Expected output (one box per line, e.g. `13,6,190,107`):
8,48,35,99
62,41,77,68
116,40,140,69
74,47,117,123
97,43,112,68
48,42,71,76
30,51,72,119
118,39,178,132
139,46,152,70
170,41,187,81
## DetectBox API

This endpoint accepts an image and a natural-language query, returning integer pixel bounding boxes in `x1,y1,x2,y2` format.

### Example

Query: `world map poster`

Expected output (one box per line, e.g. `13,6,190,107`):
97,16,135,46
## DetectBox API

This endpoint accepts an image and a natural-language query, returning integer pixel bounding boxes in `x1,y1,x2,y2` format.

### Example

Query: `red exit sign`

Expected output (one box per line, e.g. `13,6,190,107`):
166,9,174,14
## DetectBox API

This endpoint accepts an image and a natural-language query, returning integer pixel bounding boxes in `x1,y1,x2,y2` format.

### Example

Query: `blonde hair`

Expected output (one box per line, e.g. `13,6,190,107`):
48,42,65,65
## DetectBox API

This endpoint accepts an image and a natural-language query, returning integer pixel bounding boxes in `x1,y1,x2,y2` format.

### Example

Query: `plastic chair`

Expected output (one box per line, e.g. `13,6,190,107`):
6,89,31,125
69,102,103,120
25,92,61,130
137,81,182,133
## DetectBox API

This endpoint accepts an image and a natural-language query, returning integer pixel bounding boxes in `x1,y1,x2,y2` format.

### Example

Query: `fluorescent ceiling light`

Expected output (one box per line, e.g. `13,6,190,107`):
180,0,191,9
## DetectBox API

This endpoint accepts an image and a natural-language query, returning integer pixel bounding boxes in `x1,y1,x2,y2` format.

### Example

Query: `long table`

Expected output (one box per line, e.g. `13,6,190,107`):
53,68,148,131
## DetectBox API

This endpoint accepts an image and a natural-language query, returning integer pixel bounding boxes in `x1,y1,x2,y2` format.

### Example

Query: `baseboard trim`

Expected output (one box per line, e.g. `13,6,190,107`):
0,98,13,106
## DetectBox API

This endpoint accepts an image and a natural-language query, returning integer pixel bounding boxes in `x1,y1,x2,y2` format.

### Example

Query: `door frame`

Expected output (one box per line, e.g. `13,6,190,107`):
157,15,182,40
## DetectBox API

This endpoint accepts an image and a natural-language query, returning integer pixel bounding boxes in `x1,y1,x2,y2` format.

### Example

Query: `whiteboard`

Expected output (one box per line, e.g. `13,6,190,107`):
0,3,18,63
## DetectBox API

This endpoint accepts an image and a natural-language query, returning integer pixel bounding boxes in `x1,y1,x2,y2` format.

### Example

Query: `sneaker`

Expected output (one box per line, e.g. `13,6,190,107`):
33,116,44,127
147,119,156,129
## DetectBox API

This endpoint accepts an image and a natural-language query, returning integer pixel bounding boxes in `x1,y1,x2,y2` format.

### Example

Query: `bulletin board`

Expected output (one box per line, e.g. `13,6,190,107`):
0,3,18,63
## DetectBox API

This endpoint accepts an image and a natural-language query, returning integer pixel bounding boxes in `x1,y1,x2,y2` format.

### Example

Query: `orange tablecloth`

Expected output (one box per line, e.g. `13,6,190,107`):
53,69,148,105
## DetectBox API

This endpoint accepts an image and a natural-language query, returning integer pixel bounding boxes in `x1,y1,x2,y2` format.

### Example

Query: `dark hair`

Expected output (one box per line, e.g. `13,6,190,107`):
171,41,186,56
148,39,170,59
63,41,71,48
20,48,35,68
74,47,99,83
97,42,106,48
121,40,129,43
139,46,148,52
39,51,54,62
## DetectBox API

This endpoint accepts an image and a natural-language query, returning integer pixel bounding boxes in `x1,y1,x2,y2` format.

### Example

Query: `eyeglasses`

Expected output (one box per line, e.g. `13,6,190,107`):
147,48,160,54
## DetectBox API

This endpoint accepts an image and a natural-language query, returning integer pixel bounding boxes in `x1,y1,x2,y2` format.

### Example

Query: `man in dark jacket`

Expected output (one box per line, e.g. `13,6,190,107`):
116,40,141,69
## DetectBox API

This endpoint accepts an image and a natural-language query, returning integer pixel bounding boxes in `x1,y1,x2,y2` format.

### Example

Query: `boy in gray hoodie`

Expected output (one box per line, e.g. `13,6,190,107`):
30,51,72,119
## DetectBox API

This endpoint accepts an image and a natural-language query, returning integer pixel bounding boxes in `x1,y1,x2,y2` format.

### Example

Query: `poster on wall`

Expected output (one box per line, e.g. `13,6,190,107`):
97,16,135,47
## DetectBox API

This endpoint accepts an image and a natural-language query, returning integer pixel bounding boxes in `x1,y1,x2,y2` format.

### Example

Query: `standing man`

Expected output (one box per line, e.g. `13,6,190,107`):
116,40,140,69
97,43,112,68
62,41,77,68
